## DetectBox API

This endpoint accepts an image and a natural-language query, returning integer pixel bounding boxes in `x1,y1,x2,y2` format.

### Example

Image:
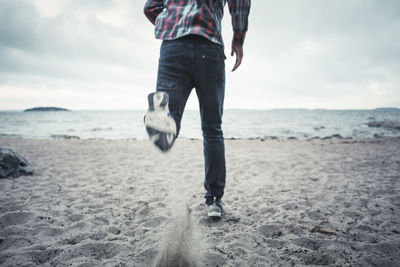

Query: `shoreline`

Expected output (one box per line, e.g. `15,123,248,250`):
1,134,399,142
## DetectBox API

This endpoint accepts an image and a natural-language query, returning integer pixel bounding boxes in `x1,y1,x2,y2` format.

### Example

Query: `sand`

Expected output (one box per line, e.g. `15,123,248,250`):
0,137,399,266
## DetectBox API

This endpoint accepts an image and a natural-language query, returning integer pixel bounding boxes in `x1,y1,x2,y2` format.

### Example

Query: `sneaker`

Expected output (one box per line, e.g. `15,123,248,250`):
215,199,224,216
205,196,214,206
207,203,222,218
144,92,177,152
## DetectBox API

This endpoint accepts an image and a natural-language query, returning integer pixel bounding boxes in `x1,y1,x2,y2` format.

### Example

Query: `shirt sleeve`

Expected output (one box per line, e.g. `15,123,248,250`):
227,0,251,46
144,0,164,25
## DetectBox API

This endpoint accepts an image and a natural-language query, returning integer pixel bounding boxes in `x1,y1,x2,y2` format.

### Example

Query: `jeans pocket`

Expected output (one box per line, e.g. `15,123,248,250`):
200,46,226,61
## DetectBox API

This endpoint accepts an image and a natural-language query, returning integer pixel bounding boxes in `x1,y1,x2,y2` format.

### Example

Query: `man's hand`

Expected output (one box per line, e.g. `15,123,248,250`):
231,43,243,72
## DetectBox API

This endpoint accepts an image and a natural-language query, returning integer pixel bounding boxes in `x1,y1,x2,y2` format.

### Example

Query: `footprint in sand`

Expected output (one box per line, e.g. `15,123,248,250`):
301,251,336,265
259,224,284,238
0,212,34,229
107,226,121,235
67,214,84,223
27,248,61,265
0,237,33,251
53,242,122,262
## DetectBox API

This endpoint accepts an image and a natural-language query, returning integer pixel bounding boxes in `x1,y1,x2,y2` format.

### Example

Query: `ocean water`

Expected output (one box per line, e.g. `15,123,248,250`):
0,109,399,140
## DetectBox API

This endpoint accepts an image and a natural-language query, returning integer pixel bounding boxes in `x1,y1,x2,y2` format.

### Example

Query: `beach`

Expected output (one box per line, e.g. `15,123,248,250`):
0,137,399,266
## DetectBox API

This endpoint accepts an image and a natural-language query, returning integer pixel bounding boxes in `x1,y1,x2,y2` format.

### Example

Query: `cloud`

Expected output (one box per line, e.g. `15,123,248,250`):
221,0,400,108
0,0,399,110
0,0,160,109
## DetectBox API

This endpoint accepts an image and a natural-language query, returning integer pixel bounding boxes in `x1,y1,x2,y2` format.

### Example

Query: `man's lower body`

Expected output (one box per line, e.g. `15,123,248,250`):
151,35,226,216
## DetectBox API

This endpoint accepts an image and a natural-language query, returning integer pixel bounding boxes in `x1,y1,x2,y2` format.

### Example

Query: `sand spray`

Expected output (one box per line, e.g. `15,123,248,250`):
154,187,206,267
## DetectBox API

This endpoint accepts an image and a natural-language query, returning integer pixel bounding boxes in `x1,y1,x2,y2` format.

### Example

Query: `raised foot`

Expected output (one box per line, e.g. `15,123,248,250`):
144,92,177,152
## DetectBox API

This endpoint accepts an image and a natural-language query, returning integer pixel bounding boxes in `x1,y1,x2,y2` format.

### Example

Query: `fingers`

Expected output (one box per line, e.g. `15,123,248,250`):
232,56,242,72
231,45,243,72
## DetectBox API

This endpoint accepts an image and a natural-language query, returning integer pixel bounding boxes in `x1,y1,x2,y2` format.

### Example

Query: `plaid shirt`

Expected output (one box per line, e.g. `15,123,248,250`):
144,0,250,46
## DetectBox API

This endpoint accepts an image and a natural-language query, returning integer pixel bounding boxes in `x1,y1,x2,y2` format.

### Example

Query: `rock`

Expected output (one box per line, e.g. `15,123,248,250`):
323,134,343,139
307,136,321,140
367,120,400,130
0,148,34,178
50,135,80,140
23,107,70,112
313,126,325,131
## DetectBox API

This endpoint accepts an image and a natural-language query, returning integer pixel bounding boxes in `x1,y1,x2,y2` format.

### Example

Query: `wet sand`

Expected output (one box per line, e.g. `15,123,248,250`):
0,137,399,266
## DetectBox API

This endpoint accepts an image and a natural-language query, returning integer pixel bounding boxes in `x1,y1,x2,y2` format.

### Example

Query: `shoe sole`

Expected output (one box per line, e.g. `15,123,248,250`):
144,92,177,134
145,112,176,133
144,92,177,152
207,211,222,218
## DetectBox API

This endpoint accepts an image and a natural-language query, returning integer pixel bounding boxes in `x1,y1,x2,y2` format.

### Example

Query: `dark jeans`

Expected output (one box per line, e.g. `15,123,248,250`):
156,35,226,202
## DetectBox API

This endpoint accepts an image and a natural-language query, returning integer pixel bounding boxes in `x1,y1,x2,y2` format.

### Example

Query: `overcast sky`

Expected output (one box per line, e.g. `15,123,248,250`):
0,0,399,110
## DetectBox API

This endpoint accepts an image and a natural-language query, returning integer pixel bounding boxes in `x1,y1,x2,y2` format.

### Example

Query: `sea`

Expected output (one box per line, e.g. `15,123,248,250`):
0,109,399,140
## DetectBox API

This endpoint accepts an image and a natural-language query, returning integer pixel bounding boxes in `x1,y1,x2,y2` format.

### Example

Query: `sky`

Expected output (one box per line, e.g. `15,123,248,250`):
0,0,399,110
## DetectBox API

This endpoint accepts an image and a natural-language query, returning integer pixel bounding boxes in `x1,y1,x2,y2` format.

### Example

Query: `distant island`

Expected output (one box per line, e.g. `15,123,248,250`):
374,107,399,111
24,107,71,112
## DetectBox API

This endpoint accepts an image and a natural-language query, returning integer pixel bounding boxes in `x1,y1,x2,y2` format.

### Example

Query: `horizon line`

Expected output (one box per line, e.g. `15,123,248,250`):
1,107,399,112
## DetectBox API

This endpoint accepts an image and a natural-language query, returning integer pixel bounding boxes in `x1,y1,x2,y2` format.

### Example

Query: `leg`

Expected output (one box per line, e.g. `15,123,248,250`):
194,43,226,203
156,41,194,137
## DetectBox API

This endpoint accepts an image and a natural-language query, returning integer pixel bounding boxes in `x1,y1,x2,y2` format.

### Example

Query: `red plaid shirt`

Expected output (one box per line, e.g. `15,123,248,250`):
144,0,250,46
